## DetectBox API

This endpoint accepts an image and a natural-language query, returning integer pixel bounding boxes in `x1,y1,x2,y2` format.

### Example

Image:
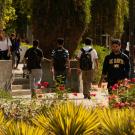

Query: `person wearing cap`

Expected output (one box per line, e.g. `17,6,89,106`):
0,29,12,60
51,37,70,86
98,39,130,94
77,37,98,99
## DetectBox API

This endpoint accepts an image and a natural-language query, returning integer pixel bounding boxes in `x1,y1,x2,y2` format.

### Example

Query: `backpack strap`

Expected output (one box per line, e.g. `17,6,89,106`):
88,48,93,53
81,48,85,53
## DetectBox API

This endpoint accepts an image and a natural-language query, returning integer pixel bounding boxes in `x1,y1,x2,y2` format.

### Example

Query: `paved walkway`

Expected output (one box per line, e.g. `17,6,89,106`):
12,64,109,107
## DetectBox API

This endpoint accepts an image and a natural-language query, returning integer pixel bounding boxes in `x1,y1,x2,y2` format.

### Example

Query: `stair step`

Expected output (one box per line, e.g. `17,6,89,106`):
12,78,29,85
12,89,31,96
12,84,30,90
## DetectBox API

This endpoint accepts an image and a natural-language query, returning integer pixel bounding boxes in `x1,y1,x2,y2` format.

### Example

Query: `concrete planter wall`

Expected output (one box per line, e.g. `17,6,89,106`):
0,60,12,91
42,59,83,92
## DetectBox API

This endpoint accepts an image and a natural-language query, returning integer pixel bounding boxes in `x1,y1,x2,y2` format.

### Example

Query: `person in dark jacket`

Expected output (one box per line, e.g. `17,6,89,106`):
51,37,70,85
98,39,130,94
24,40,44,98
10,33,21,69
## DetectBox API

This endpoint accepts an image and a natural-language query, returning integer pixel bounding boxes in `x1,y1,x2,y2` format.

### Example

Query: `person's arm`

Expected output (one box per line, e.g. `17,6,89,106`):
95,58,99,69
93,49,98,69
50,50,55,72
43,57,51,62
98,74,106,88
7,38,12,56
23,50,28,64
124,55,131,78
65,50,71,76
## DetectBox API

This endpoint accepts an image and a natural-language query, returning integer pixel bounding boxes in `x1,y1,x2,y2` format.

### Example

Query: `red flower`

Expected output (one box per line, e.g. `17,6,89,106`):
35,82,41,87
90,93,96,97
124,102,130,106
108,95,117,100
113,102,121,108
41,82,49,87
129,78,135,83
112,84,119,91
119,102,125,108
59,85,65,91
73,92,78,96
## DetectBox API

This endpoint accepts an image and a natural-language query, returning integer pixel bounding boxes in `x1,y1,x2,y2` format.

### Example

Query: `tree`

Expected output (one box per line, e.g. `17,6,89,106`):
12,0,32,38
84,0,128,45
32,0,91,58
0,0,16,32
129,0,135,78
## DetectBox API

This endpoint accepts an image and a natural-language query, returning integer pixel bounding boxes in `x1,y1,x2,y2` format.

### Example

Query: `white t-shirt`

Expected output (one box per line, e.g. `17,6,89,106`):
77,46,98,69
0,38,12,51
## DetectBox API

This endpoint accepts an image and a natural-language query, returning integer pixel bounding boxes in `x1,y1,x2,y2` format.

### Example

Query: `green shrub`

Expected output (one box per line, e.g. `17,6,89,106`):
0,89,12,99
93,45,109,83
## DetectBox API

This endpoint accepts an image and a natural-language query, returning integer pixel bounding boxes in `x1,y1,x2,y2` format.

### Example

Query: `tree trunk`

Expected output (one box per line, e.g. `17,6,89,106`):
84,0,128,45
32,0,91,58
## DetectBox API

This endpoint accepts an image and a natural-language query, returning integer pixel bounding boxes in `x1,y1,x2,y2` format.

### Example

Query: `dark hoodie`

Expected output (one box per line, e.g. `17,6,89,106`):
102,52,130,87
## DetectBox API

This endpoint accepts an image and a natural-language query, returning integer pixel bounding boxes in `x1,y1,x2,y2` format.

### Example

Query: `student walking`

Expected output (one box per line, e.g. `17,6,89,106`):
24,40,44,98
98,39,130,94
51,37,70,85
77,37,98,99
0,29,11,60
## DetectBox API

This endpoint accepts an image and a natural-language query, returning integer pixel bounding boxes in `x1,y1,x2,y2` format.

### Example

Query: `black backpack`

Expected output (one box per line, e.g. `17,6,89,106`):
27,48,41,70
53,48,68,71
80,48,93,70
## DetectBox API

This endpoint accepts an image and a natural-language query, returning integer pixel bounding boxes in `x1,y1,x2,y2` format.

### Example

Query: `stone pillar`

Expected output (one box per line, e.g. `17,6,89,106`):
41,59,54,87
41,59,83,92
0,60,12,91
67,60,83,92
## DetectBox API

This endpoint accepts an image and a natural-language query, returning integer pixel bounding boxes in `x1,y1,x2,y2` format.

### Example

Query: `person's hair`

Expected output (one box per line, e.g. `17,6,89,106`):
0,29,5,40
57,37,64,45
11,33,15,37
111,39,121,46
33,40,39,47
85,37,92,45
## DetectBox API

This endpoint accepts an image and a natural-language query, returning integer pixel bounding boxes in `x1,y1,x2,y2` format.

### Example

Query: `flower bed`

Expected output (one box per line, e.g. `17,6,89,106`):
109,78,135,108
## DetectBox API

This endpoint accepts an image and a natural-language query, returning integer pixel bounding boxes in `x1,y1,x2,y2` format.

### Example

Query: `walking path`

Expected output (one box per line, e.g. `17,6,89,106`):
12,64,109,107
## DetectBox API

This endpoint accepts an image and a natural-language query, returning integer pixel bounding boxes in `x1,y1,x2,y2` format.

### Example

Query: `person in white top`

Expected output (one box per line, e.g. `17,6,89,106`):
0,29,12,60
77,37,98,99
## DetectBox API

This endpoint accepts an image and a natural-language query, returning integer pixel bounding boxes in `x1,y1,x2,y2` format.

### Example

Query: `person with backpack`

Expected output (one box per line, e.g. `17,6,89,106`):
51,37,70,85
24,40,44,98
98,39,130,94
77,37,98,99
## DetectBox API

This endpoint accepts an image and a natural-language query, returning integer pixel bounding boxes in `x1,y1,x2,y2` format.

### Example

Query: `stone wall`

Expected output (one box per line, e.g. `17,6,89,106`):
42,59,83,92
0,60,12,91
